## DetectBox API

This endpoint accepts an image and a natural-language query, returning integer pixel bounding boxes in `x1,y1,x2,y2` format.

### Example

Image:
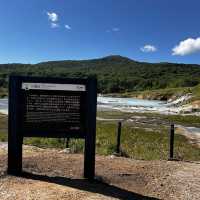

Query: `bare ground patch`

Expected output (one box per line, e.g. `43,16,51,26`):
0,145,199,200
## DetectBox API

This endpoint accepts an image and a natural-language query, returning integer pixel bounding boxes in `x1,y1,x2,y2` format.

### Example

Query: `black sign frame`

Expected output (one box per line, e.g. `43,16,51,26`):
8,76,97,180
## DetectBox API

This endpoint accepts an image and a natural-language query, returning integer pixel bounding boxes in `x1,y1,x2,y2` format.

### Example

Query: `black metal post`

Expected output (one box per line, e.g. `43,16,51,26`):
8,76,23,175
65,137,70,148
169,124,175,160
84,78,97,180
116,121,122,154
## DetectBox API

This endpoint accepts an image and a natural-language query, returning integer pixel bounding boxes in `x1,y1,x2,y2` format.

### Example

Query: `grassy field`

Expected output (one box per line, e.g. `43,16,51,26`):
0,113,199,161
96,121,199,160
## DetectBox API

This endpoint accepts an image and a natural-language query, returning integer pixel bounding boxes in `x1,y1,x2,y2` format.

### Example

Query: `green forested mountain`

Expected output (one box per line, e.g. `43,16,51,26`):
0,55,200,93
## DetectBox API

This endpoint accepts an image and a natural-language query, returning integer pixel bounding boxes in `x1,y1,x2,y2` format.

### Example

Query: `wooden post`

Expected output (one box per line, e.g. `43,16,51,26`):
116,121,122,154
169,124,175,160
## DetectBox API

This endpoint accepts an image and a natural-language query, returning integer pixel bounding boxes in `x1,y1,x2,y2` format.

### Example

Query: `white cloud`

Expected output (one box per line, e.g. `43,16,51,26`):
51,23,59,28
106,27,120,33
140,45,157,52
65,24,71,30
112,27,120,32
47,12,58,22
172,37,200,56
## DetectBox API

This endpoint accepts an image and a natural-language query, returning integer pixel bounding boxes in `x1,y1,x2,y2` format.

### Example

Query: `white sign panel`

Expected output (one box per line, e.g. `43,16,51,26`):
22,82,86,91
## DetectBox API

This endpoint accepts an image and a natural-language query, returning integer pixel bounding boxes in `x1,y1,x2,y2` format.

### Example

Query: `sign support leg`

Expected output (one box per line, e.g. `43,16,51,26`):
84,78,97,180
7,76,23,175
84,128,96,180
8,133,23,175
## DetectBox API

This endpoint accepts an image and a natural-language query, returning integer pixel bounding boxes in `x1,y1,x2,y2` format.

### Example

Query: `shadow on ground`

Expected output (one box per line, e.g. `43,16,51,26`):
20,171,160,200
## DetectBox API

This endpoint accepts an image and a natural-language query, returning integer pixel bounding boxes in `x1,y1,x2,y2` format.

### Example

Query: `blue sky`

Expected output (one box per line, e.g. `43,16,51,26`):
0,0,200,64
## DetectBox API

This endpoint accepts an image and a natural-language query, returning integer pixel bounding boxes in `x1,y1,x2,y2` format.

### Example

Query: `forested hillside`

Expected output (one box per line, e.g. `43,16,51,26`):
0,55,200,93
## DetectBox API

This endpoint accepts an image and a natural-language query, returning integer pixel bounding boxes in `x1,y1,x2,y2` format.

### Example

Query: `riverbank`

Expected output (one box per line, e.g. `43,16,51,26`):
1,84,200,116
98,96,200,116
103,85,200,114
105,85,200,101
104,87,191,100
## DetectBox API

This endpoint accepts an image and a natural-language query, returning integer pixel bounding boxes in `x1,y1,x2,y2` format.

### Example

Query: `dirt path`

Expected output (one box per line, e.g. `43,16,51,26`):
97,115,200,149
176,125,200,148
0,145,199,200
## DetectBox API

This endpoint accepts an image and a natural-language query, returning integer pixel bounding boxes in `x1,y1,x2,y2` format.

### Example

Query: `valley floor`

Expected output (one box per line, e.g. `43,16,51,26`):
0,144,199,200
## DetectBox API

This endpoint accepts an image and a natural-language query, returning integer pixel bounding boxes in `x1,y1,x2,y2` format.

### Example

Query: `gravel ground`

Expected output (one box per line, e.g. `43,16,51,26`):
0,144,199,200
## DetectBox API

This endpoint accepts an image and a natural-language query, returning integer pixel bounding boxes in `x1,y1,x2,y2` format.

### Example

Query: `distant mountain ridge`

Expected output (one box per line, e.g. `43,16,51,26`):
37,55,138,65
0,55,200,93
